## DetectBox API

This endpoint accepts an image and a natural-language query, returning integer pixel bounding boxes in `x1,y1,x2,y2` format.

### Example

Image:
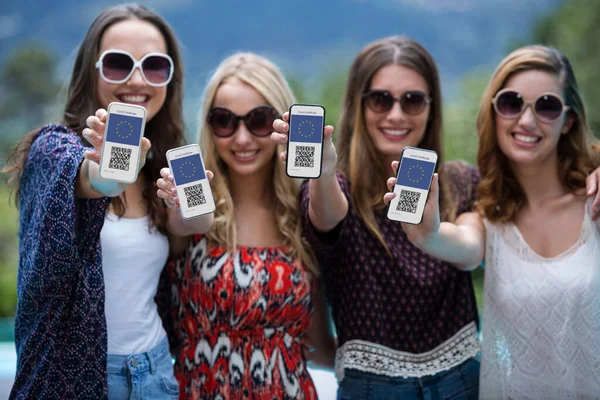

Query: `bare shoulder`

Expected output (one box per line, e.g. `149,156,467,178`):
456,211,485,231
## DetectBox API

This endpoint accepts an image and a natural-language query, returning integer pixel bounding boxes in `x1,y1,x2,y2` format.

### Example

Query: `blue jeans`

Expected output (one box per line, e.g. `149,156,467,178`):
337,358,480,400
106,337,179,400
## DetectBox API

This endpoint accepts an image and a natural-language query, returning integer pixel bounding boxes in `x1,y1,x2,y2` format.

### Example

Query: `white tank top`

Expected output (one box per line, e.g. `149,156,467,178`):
480,198,600,399
100,212,169,355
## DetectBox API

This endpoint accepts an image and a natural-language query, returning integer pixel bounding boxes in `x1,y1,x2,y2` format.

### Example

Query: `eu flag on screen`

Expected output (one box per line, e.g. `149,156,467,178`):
397,157,435,190
171,154,206,186
105,114,143,146
289,115,323,144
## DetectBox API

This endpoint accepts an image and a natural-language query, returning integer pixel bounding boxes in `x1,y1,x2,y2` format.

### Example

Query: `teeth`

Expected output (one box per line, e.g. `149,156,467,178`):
235,151,258,158
514,134,540,143
383,129,409,136
121,95,148,103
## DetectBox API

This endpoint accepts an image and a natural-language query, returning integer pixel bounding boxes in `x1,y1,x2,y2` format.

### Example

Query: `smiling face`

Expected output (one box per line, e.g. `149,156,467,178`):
96,19,168,122
363,64,431,163
210,77,278,179
495,69,573,168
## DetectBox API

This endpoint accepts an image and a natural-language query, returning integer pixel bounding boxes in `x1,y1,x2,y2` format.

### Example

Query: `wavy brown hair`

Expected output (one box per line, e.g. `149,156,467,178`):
3,3,184,235
198,53,317,275
476,45,599,222
336,35,456,251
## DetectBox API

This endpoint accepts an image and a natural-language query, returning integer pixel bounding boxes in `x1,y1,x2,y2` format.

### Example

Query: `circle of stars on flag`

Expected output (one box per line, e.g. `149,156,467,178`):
115,120,134,139
180,161,196,179
407,164,425,183
297,119,315,138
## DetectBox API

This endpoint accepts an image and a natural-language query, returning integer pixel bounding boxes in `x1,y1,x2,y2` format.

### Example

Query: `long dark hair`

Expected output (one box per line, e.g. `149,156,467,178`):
3,3,185,235
336,35,453,251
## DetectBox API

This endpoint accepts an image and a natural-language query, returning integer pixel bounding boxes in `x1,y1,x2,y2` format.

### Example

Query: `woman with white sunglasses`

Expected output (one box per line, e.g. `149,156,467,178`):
384,45,600,398
4,4,212,399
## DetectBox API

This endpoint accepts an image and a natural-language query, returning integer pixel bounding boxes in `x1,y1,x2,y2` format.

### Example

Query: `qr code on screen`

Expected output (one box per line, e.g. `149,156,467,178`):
183,183,206,208
108,146,132,171
294,145,315,168
396,189,421,213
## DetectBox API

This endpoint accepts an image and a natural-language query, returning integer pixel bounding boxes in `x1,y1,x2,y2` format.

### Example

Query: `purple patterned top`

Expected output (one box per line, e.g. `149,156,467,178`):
11,125,111,399
300,161,481,378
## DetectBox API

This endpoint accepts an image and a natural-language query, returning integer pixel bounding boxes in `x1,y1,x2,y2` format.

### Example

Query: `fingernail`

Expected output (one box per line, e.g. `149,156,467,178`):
282,123,288,130
171,188,176,194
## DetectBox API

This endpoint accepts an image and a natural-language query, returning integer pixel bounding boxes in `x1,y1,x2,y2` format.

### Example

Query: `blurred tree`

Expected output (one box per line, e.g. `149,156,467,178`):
0,43,60,123
286,64,348,140
525,0,600,136
0,43,61,163
443,69,491,165
0,43,61,317
0,184,18,317
314,68,347,131
287,75,307,105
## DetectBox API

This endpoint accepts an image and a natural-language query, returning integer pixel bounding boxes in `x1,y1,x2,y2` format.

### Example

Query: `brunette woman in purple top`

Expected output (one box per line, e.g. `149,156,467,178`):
271,35,482,400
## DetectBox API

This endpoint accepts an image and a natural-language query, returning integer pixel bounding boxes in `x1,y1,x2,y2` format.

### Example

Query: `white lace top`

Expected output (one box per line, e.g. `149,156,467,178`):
480,199,600,399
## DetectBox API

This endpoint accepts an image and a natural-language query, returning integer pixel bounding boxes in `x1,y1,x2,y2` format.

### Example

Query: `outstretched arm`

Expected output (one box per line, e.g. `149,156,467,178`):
272,113,348,232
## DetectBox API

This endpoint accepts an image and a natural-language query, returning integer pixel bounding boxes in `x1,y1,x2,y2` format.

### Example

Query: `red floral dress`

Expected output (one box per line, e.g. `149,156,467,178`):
160,234,317,400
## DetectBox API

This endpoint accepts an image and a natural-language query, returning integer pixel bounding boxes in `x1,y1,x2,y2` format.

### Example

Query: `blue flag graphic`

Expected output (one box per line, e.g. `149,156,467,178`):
396,157,435,190
289,114,323,144
171,154,206,186
105,114,143,146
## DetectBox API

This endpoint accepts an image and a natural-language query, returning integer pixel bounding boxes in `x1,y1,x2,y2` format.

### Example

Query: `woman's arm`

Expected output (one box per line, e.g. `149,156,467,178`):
421,212,486,271
272,113,348,232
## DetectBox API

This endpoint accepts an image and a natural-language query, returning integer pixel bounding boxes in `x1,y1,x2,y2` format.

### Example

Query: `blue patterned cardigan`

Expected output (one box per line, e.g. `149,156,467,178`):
11,125,111,399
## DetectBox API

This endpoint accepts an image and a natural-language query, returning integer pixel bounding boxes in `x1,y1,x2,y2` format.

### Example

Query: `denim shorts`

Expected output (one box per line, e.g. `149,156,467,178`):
106,337,179,400
337,358,480,400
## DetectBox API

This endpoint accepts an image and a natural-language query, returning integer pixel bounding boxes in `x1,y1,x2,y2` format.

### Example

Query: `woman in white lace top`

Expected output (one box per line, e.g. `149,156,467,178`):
384,45,600,399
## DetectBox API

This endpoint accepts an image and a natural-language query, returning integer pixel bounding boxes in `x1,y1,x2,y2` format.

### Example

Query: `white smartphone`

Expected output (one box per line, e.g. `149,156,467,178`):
387,146,438,224
286,104,325,179
99,102,146,183
166,144,216,219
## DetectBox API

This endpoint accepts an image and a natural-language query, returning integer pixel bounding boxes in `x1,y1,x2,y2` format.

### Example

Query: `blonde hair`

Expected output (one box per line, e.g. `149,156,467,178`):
336,36,456,252
198,52,317,274
476,45,599,222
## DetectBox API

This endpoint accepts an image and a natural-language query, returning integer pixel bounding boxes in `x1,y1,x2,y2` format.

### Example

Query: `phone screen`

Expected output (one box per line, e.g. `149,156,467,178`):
100,103,145,183
286,104,325,179
387,147,437,224
168,145,215,219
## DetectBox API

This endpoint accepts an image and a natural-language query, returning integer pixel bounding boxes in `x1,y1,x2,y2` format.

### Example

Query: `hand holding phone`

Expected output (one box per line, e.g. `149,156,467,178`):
386,146,438,224
286,104,325,179
166,144,216,219
99,102,146,183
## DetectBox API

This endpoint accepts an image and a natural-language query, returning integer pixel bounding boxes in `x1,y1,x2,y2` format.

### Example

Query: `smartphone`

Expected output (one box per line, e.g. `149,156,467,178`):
166,144,216,219
286,104,325,179
386,146,438,224
99,102,146,183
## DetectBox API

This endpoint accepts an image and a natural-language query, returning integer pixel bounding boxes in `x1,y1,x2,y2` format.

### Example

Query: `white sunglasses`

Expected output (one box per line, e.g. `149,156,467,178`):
95,49,174,87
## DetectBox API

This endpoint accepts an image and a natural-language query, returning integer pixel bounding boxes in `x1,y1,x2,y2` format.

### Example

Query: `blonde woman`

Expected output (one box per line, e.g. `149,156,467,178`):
384,45,600,398
156,53,335,399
